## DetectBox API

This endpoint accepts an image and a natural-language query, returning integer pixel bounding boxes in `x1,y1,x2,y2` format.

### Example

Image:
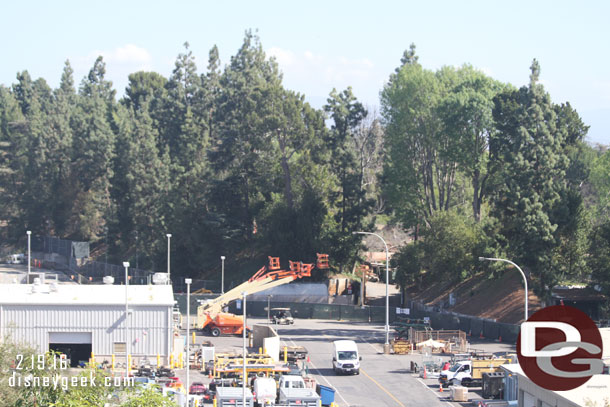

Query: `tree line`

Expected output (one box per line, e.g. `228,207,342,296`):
1,32,609,305
385,48,610,306
0,32,380,280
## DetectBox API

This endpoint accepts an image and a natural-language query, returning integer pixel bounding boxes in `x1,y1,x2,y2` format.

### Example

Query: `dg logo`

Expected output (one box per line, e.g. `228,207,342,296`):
517,305,604,391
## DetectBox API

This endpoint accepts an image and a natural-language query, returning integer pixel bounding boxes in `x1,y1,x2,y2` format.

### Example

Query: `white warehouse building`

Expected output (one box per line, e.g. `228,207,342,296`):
0,281,175,367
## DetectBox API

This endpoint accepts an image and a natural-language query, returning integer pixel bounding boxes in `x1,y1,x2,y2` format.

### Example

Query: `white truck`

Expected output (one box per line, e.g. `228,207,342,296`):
278,375,320,407
332,340,361,375
439,358,509,387
253,377,276,406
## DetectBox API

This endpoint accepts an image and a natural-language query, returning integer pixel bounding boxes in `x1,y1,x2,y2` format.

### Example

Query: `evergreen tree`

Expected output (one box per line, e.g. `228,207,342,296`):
324,87,373,271
490,60,579,300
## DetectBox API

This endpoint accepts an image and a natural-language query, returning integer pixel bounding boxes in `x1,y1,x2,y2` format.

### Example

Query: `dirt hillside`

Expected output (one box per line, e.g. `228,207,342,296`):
405,271,542,324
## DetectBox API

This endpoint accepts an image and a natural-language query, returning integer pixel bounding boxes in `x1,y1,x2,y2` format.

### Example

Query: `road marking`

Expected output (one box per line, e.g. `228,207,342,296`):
360,368,406,407
283,336,350,407
358,336,384,353
416,378,453,406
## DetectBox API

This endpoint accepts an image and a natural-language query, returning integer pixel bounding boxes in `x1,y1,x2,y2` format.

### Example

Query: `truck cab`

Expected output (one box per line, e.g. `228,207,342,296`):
439,360,471,387
439,358,510,387
332,340,361,375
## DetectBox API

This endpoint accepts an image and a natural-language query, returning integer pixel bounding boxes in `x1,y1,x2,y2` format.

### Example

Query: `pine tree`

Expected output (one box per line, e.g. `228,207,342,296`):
490,60,576,300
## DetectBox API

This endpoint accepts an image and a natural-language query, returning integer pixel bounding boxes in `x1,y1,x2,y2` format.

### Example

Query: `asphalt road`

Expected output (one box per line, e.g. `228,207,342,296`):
178,317,516,406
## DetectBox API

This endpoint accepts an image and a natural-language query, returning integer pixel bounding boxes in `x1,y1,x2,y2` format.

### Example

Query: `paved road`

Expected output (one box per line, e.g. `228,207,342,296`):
273,319,451,407
178,317,516,406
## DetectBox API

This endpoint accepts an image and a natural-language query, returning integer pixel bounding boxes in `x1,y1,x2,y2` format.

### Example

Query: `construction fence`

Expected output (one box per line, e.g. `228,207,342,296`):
408,302,519,343
174,295,518,342
174,295,398,324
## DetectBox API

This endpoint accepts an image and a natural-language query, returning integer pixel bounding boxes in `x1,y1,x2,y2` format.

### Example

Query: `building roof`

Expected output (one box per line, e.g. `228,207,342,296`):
0,283,174,306
551,286,607,302
549,374,610,406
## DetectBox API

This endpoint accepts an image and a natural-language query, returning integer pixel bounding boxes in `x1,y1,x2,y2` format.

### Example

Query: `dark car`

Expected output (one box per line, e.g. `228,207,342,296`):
135,366,154,378
156,366,175,377
189,382,206,395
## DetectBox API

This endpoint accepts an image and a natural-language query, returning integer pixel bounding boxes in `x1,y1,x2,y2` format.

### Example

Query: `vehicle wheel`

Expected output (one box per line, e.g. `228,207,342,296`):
355,369,360,375
211,328,221,337
461,378,471,387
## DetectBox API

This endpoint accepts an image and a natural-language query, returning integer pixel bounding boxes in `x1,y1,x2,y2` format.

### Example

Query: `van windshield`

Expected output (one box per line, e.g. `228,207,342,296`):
337,351,357,360
449,364,462,372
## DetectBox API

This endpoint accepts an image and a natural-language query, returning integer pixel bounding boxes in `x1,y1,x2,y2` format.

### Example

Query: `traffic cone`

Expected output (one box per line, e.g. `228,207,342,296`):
439,384,443,393
468,329,472,337
480,331,484,339
423,366,427,379
498,335,502,342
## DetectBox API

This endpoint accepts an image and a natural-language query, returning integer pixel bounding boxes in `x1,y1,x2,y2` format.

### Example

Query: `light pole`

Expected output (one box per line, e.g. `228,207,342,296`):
221,256,226,294
185,278,192,405
166,234,172,285
105,226,108,273
242,291,247,406
26,231,31,284
123,261,130,377
353,231,390,352
267,295,273,325
479,257,528,321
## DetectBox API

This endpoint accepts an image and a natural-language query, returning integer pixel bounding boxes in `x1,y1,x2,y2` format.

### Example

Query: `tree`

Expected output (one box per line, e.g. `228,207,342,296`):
324,87,374,270
438,66,504,221
120,387,178,407
381,58,457,229
489,60,582,300
589,219,610,298
111,101,170,270
71,57,117,240
210,30,281,239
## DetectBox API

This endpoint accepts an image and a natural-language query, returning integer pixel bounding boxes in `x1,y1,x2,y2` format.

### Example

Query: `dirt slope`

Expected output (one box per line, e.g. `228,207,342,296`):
405,271,542,324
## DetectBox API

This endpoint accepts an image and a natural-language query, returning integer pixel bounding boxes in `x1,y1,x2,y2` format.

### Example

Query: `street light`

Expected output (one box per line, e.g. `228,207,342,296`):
353,231,390,352
185,278,192,405
123,261,130,377
26,231,31,284
221,256,226,294
267,295,273,325
242,291,247,406
166,234,172,285
478,257,528,321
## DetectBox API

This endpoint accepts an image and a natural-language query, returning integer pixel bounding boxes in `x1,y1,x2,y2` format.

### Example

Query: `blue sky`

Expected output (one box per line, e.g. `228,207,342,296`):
2,0,609,144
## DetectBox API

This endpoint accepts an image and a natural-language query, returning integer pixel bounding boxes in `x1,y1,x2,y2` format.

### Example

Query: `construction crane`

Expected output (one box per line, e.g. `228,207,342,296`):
196,254,329,336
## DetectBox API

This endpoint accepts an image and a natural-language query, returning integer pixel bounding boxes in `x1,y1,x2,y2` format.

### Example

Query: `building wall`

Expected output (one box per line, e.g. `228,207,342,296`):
518,375,580,407
1,304,171,358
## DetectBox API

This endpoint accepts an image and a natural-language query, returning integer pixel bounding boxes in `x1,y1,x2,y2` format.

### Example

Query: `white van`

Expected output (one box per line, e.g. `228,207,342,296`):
332,340,361,375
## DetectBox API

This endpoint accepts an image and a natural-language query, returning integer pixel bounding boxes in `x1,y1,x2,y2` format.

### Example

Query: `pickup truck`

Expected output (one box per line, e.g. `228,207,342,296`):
439,358,510,387
278,375,320,407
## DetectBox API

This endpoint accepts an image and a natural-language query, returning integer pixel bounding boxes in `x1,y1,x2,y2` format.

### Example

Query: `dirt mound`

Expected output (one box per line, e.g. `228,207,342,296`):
406,271,542,324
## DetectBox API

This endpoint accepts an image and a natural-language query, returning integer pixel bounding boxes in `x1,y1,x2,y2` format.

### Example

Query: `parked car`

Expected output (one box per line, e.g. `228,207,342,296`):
189,382,206,395
135,366,154,378
156,366,175,377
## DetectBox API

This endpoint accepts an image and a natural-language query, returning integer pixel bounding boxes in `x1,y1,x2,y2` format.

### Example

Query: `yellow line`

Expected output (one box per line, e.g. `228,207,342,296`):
360,368,406,407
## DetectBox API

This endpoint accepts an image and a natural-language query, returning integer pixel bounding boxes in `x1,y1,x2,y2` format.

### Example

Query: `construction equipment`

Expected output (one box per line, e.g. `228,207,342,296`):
196,256,328,336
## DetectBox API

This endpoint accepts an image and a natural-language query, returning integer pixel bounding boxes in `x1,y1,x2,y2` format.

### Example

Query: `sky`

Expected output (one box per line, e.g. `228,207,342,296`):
2,0,609,145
